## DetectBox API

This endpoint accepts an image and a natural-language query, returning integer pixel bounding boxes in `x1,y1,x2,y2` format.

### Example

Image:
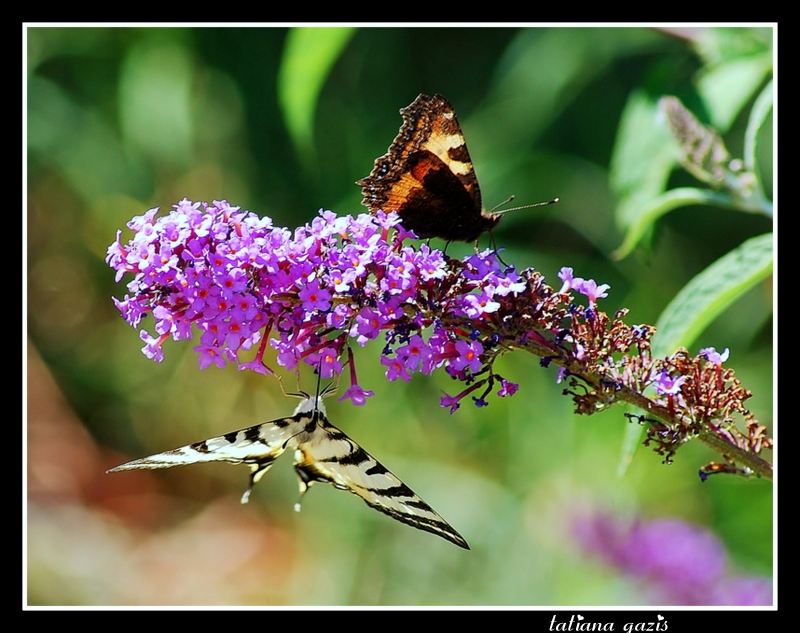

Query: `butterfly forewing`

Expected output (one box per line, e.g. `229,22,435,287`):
107,410,304,503
292,414,469,549
412,95,483,208
108,397,469,549
357,93,498,242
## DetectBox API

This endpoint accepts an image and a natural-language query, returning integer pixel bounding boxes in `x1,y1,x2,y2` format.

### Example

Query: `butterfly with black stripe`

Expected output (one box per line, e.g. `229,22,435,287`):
358,93,557,243
358,93,494,243
108,394,469,549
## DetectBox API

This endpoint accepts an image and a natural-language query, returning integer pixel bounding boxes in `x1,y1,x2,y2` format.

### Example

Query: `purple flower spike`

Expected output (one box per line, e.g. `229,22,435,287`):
107,199,772,482
107,200,534,408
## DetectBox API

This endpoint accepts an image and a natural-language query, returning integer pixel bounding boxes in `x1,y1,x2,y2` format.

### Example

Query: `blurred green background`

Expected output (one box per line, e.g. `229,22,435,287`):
26,26,773,606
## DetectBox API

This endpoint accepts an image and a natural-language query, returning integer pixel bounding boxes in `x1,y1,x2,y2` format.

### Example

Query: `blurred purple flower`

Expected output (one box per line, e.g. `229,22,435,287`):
573,512,772,606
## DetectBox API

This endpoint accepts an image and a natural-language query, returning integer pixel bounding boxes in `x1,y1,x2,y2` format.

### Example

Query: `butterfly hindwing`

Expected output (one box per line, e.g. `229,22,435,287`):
293,411,469,549
108,397,469,549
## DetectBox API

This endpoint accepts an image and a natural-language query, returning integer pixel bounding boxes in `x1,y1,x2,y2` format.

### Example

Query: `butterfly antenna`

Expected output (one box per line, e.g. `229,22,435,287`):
489,195,516,213
491,197,559,218
311,360,339,415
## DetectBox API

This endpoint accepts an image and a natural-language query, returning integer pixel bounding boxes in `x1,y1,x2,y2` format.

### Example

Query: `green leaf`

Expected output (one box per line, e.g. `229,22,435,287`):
691,28,773,131
692,26,773,67
277,27,356,168
652,232,773,358
744,79,773,197
696,49,772,131
612,187,737,260
609,91,676,241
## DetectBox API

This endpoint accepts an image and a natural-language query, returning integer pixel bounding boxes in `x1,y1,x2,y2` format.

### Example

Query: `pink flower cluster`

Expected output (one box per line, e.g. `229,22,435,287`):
107,199,535,409
106,199,771,478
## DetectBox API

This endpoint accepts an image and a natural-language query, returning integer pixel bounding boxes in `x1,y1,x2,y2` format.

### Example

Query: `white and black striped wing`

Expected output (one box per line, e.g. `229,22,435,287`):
291,413,469,550
108,396,469,549
107,411,306,504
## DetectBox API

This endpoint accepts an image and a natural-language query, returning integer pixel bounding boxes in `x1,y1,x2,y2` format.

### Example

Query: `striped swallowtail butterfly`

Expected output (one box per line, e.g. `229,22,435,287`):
108,393,469,549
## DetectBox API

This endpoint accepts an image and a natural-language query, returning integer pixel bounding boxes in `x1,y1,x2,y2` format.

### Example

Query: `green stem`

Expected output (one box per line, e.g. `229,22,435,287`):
517,340,773,481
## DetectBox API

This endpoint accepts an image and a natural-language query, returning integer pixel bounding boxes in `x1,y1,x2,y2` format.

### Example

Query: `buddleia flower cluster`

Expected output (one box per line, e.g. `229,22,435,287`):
107,199,772,480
